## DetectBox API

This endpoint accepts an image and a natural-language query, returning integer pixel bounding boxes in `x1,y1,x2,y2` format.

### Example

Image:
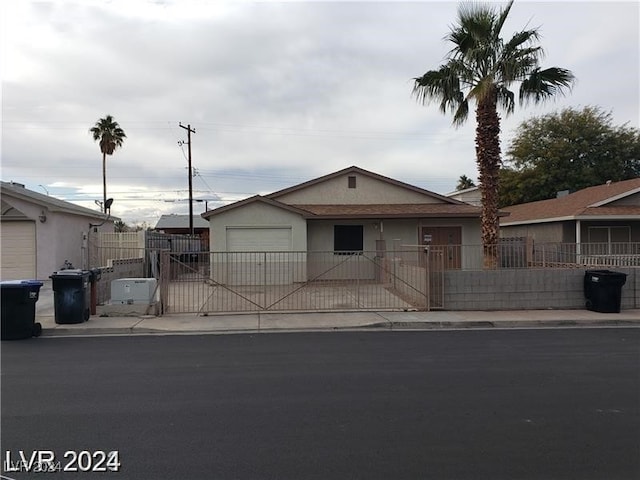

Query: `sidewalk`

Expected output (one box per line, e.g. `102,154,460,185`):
36,308,640,337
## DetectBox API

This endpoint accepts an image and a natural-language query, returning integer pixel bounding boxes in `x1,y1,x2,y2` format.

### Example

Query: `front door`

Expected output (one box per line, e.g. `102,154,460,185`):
421,226,462,270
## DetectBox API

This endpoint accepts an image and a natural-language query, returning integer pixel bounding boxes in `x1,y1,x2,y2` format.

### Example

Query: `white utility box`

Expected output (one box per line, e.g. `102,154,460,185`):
111,278,157,304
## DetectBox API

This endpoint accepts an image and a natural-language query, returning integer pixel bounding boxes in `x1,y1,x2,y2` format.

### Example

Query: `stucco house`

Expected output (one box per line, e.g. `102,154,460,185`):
1,181,116,280
500,178,640,265
202,166,483,283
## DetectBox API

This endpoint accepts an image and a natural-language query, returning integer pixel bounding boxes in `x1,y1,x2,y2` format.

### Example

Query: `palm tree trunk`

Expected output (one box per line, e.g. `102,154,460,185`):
102,151,107,213
475,94,501,269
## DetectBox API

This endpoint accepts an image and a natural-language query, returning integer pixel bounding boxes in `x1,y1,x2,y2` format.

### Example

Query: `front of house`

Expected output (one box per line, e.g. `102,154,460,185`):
202,166,483,284
500,178,640,266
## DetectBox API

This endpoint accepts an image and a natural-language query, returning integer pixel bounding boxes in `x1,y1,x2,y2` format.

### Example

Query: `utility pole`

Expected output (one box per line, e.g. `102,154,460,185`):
179,122,196,235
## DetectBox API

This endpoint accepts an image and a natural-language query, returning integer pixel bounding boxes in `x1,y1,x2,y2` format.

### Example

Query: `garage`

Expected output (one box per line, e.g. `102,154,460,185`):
1,221,36,280
226,227,293,285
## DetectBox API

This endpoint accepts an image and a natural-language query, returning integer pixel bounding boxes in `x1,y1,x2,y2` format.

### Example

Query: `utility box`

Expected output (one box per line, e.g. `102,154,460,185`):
111,278,157,305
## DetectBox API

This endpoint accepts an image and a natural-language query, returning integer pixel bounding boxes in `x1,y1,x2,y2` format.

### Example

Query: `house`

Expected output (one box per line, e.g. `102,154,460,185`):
445,185,482,206
154,214,209,235
153,214,210,249
500,178,640,264
202,166,483,283
1,181,116,280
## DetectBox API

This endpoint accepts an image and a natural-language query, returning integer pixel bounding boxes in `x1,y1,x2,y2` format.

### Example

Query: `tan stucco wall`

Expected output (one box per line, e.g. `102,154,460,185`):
273,173,442,205
208,202,307,251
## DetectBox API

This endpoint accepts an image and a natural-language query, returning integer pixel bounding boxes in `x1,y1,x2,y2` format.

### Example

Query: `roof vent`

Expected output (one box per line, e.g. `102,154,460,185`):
606,180,612,186
10,181,25,188
556,190,570,198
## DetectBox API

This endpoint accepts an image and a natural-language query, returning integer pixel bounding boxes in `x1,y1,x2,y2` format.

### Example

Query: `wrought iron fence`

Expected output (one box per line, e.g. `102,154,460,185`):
161,249,441,314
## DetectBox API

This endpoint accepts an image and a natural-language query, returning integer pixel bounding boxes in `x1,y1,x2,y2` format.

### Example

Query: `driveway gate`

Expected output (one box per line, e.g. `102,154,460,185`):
160,249,444,314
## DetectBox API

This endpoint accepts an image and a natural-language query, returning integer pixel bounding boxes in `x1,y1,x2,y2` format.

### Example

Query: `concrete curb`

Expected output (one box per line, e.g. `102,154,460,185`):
38,318,640,337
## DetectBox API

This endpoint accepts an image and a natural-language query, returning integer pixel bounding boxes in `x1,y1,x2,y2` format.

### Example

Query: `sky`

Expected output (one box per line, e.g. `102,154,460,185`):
1,0,638,227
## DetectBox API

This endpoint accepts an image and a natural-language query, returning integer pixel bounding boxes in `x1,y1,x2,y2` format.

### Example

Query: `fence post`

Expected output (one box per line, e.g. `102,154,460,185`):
159,250,170,315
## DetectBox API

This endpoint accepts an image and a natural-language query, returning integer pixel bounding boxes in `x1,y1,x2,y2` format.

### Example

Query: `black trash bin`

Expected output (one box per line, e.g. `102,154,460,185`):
50,269,91,324
584,270,627,313
1,280,44,340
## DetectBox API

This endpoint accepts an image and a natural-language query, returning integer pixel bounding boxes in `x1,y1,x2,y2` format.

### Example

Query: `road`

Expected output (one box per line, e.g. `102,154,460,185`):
2,328,639,480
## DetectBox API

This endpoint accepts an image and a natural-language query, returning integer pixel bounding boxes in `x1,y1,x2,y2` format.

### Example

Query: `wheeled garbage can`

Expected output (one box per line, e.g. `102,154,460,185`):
1,280,44,340
584,270,627,313
50,269,91,324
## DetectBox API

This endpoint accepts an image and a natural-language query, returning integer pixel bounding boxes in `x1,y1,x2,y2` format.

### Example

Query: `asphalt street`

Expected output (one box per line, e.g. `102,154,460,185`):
2,328,639,480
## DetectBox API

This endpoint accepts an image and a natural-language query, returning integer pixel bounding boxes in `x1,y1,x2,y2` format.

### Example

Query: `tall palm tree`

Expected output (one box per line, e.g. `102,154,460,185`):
90,115,126,212
413,1,574,267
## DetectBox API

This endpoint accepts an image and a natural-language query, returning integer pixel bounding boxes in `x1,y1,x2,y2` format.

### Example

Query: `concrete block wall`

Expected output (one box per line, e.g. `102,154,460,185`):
96,258,145,305
444,268,638,311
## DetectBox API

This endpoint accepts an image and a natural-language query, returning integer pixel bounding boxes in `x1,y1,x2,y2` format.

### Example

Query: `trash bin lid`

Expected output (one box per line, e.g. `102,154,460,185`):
51,269,89,277
0,280,44,288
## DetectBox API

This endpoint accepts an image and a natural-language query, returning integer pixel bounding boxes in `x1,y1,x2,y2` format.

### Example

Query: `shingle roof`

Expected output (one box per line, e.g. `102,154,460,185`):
501,178,640,225
292,203,482,218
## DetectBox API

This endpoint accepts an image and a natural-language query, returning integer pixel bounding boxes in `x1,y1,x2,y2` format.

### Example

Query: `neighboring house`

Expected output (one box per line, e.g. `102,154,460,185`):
202,166,483,280
445,185,481,206
153,214,210,250
1,181,116,280
154,214,209,235
500,178,640,262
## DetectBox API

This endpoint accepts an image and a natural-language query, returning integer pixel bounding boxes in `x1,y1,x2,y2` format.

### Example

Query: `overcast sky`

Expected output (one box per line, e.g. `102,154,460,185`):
1,0,638,226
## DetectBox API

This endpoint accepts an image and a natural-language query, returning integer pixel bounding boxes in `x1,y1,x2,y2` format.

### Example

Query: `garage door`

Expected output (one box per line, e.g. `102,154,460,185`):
226,227,292,252
1,221,36,280
225,228,292,285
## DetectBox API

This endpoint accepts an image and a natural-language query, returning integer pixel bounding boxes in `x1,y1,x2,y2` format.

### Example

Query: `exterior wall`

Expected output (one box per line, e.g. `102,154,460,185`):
208,203,307,284
1,196,113,279
500,222,565,243
608,192,640,206
446,189,481,206
274,173,442,205
444,268,638,311
208,202,307,251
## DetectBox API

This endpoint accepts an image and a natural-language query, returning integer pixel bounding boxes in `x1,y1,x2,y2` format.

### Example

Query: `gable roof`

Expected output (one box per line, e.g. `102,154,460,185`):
1,181,113,221
267,166,465,205
202,195,313,219
155,214,209,229
501,178,640,226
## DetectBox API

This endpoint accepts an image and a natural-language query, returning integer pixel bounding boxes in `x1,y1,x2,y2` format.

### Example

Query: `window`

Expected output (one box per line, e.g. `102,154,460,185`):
587,226,631,254
334,225,363,253
348,176,356,188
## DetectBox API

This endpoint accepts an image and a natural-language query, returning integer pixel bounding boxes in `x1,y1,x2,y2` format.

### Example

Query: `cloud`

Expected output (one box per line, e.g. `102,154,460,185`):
1,0,638,225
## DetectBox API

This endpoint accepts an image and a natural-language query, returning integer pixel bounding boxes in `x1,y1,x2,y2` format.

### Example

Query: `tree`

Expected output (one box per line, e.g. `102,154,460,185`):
412,1,574,267
500,106,640,206
90,115,126,212
456,174,476,190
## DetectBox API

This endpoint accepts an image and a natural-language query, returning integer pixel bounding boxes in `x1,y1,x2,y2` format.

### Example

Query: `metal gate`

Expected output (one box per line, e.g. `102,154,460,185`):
160,249,445,314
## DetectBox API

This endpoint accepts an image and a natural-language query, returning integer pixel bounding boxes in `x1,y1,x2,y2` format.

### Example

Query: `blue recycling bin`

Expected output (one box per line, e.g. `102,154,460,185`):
50,269,91,324
1,280,44,340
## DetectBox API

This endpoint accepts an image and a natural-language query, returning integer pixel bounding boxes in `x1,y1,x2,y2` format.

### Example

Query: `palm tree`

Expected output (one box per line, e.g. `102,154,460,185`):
456,174,476,191
413,1,574,267
90,115,126,212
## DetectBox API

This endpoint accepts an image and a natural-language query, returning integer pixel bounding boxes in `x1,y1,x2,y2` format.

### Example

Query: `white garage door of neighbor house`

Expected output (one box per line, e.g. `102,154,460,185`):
1,221,36,280
226,227,292,252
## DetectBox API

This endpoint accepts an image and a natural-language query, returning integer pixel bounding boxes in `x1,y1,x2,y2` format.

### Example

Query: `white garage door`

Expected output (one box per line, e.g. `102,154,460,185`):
1,221,36,280
226,227,292,252
225,228,292,285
